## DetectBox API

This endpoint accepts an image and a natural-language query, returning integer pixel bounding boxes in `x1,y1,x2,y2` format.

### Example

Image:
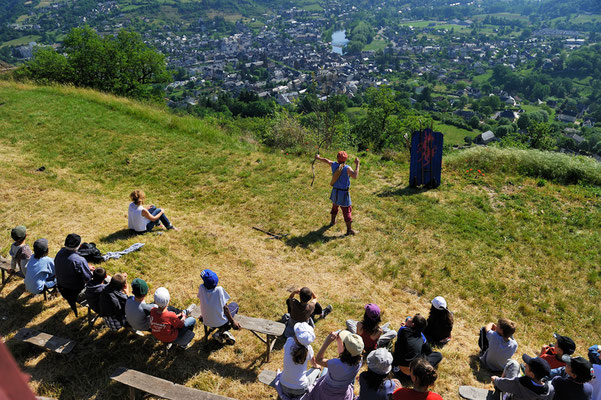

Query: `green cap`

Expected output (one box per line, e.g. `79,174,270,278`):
11,226,26,242
131,278,149,297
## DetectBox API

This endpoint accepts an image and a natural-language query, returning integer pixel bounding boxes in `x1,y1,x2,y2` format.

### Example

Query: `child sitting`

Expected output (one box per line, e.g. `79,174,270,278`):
357,348,401,399
346,303,396,354
423,296,454,347
150,287,196,347
551,356,594,400
478,318,518,372
99,273,129,330
284,287,332,338
538,333,575,369
391,358,443,400
24,239,56,295
9,225,32,278
85,268,108,314
491,354,554,400
196,269,240,344
393,314,442,377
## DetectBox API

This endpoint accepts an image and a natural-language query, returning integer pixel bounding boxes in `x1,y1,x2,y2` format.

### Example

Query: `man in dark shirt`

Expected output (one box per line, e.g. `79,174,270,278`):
392,314,442,377
283,287,332,337
551,355,593,400
55,233,93,317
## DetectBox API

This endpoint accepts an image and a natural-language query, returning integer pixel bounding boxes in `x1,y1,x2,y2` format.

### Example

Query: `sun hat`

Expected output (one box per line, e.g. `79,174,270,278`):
154,287,170,307
554,333,576,355
367,348,393,375
431,296,447,310
365,303,381,320
338,330,364,357
64,233,81,250
522,354,551,381
294,322,316,346
11,226,26,242
201,269,219,290
131,278,149,297
337,151,348,163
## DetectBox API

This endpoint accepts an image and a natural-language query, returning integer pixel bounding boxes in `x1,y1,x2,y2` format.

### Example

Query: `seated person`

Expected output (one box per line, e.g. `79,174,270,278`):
128,189,178,233
85,268,108,314
391,358,443,400
24,239,56,295
125,278,157,331
150,287,196,347
423,296,454,346
537,333,575,370
55,233,93,317
478,318,518,372
276,322,320,399
99,273,129,330
9,225,32,278
358,348,401,400
284,287,332,338
196,269,240,344
491,354,554,400
392,314,442,377
551,356,593,400
346,303,396,354
305,330,364,400
587,346,601,400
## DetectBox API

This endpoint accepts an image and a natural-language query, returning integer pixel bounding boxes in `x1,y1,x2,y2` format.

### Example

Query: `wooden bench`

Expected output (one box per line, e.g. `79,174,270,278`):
459,385,496,400
110,367,237,400
14,328,76,354
258,369,277,388
189,305,285,362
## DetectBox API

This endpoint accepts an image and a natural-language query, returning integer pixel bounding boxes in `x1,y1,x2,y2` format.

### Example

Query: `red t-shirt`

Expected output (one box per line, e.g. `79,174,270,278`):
540,346,566,369
392,388,443,400
150,308,184,343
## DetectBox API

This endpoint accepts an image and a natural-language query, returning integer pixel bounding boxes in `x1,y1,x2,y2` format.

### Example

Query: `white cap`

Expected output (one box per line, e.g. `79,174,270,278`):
367,348,393,375
294,322,316,346
431,296,447,310
154,287,170,307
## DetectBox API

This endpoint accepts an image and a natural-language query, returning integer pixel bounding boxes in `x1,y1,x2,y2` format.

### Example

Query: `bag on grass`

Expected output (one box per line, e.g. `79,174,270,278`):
77,242,104,264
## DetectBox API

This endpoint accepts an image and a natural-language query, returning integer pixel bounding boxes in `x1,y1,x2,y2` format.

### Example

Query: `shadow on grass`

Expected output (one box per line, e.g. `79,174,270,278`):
0,283,44,335
99,228,141,244
285,224,345,249
377,185,430,197
469,353,494,384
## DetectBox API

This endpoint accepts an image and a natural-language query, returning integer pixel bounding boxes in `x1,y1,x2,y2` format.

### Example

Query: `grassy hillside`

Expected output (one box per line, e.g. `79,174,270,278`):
1,81,601,399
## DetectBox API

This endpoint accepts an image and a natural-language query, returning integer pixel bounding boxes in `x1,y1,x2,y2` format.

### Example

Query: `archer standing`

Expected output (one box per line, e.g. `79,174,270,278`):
315,151,359,235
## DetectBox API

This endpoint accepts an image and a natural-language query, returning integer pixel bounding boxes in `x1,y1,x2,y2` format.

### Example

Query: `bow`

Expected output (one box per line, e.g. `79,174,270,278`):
310,138,327,187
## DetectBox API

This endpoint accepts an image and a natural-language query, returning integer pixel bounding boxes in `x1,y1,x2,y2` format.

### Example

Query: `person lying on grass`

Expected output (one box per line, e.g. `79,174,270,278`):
315,151,360,235
391,358,443,400
128,189,178,233
304,330,364,400
196,269,240,345
284,286,332,338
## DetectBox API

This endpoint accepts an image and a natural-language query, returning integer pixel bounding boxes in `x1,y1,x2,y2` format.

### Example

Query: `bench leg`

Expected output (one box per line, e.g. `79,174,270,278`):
266,335,272,362
129,386,136,400
43,288,48,301
1,269,5,285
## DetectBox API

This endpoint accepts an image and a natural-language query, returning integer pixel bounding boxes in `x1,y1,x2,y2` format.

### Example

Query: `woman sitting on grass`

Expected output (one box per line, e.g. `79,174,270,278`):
346,303,397,354
305,330,364,400
423,296,454,347
391,358,442,400
128,189,178,233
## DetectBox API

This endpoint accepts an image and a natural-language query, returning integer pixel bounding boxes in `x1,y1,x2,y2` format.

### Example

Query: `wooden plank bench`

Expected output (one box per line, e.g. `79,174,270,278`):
14,328,76,354
258,369,277,388
189,305,285,362
110,367,237,400
459,385,496,400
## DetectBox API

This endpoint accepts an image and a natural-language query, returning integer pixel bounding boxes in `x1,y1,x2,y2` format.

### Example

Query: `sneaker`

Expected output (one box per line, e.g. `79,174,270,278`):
222,330,236,345
321,305,333,319
213,331,226,344
178,342,192,350
166,226,180,231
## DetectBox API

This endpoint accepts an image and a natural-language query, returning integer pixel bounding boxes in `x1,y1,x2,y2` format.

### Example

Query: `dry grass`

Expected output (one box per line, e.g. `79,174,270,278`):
1,81,601,399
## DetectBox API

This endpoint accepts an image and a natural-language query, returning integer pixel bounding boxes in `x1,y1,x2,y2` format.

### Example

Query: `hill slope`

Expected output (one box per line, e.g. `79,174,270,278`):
1,81,601,398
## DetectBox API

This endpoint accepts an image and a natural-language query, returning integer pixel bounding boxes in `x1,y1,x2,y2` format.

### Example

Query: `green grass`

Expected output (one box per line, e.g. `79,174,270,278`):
363,38,388,51
0,35,42,49
472,70,493,84
473,13,529,22
2,82,601,398
435,123,477,146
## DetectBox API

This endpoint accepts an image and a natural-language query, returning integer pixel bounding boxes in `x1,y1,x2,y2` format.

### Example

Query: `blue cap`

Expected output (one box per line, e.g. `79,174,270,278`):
201,269,218,290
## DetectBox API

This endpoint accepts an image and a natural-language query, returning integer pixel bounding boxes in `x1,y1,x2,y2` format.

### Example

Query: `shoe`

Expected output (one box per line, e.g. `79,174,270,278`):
321,305,333,319
222,330,236,345
329,215,336,226
213,331,226,344
178,342,192,350
167,226,180,231
345,221,356,235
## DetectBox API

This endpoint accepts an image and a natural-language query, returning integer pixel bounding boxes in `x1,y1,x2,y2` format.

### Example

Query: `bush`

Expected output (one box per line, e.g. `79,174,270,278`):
446,146,601,186
260,112,316,152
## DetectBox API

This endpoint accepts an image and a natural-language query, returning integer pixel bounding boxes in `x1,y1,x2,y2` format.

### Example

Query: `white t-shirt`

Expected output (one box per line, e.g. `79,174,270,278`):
128,203,149,232
197,285,229,327
591,364,601,400
280,337,314,390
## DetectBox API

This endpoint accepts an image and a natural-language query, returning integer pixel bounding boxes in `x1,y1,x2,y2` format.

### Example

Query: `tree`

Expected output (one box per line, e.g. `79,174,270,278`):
20,26,170,100
469,115,481,129
527,122,556,151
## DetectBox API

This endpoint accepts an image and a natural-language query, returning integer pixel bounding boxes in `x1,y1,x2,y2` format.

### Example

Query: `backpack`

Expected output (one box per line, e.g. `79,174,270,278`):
77,242,104,264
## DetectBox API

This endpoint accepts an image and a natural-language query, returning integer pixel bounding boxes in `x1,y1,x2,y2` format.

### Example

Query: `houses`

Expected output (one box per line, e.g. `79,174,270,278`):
474,130,498,145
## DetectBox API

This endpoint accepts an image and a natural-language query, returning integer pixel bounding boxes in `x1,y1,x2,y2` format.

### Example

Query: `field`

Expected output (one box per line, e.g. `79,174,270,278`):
2,81,601,399
434,123,477,146
363,38,388,51
0,35,42,49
